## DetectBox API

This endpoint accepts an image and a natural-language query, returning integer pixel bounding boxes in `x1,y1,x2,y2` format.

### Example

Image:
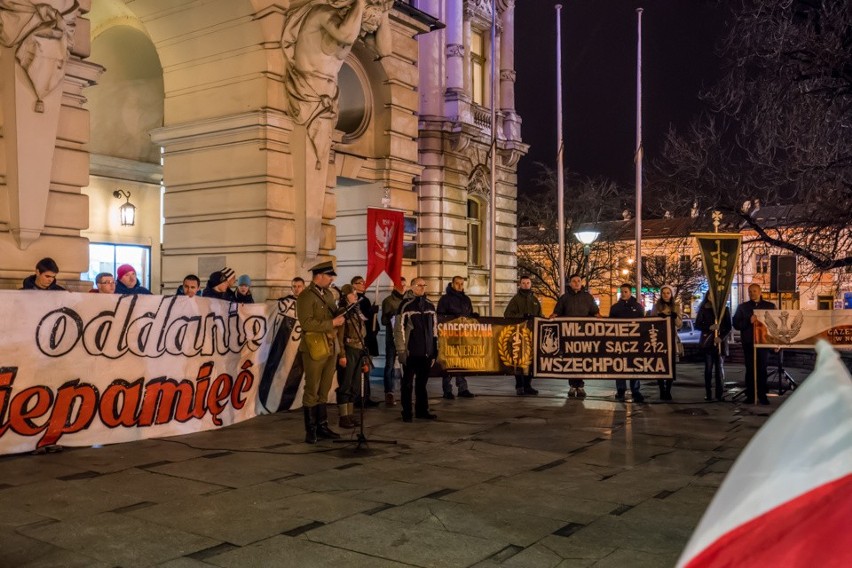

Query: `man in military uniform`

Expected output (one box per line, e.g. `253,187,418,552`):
296,260,346,443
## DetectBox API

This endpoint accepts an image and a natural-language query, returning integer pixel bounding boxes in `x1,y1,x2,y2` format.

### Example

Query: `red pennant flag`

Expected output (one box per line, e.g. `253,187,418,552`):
364,208,404,288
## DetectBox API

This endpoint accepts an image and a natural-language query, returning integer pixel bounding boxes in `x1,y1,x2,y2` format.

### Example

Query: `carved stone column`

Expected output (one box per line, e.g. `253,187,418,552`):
445,0,464,95
0,1,99,289
499,0,521,141
417,0,445,117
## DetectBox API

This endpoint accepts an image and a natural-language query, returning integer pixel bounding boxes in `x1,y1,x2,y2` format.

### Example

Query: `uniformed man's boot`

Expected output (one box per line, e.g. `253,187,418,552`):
316,405,340,439
303,406,317,444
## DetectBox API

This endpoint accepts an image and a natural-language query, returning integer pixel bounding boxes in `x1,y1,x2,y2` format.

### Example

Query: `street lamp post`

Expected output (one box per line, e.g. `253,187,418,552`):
574,230,599,283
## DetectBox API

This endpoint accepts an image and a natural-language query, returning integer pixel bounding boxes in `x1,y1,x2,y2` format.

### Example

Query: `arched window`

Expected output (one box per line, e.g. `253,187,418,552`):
467,198,484,267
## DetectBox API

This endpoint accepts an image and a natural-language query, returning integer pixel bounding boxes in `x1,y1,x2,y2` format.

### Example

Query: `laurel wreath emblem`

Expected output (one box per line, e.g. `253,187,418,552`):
498,324,533,369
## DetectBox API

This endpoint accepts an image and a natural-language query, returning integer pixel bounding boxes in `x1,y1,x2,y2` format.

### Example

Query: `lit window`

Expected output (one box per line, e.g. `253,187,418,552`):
756,254,770,274
470,31,486,106
82,243,152,289
467,198,483,267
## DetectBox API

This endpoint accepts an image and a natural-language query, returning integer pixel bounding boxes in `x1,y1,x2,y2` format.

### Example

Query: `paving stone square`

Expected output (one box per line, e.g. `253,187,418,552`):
0,364,787,567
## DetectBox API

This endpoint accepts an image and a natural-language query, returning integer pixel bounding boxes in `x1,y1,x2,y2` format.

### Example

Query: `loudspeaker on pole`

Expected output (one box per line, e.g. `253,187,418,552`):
770,255,796,293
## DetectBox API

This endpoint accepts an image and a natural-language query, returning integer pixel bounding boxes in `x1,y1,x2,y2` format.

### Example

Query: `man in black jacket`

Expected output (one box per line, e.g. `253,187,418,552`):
203,268,237,301
609,284,645,402
21,257,65,291
551,274,599,398
695,294,733,402
437,276,477,399
380,276,408,406
394,277,438,422
733,283,776,404
351,276,380,407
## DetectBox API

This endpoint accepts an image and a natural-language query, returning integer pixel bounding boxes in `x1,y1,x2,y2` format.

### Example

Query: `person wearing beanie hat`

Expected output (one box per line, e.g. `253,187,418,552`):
115,264,152,295
220,267,236,287
235,274,254,304
202,270,236,301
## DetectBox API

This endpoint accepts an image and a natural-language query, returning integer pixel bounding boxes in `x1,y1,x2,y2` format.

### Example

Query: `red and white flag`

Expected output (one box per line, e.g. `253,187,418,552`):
364,207,404,288
677,340,852,568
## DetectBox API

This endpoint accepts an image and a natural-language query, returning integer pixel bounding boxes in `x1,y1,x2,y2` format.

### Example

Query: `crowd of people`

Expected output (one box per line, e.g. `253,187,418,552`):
19,257,778,446
22,256,257,304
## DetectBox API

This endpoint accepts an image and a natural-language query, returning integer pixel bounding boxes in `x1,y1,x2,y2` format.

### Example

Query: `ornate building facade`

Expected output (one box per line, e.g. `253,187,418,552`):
0,0,526,311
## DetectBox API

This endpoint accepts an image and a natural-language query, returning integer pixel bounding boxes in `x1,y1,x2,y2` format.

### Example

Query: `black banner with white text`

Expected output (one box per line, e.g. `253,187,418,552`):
533,317,675,379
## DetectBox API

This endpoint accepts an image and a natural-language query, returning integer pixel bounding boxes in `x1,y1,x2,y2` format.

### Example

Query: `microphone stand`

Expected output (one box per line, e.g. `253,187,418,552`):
333,302,397,456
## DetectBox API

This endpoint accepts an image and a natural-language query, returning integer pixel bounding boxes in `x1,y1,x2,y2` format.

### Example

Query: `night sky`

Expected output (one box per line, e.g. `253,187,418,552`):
514,1,728,194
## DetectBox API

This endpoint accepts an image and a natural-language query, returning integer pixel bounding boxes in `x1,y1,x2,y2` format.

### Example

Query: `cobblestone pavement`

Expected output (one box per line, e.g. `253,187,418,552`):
0,363,810,568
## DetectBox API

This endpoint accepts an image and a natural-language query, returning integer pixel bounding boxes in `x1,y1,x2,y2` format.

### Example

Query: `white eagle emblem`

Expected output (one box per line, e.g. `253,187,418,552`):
764,311,804,344
375,220,394,257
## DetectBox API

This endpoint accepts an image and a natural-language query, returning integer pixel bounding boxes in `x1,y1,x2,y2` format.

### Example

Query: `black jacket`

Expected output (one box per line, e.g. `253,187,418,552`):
733,298,776,343
609,297,644,319
357,292,380,356
21,275,65,291
394,295,438,361
552,288,599,317
695,300,732,354
235,291,254,304
437,285,477,317
203,287,236,302
116,281,152,295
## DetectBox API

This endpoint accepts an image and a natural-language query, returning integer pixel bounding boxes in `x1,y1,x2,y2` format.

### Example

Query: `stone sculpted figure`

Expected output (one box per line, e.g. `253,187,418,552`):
281,0,392,167
0,0,78,112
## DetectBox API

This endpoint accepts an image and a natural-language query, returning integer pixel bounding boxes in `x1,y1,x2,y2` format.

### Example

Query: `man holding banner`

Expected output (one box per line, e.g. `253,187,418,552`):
610,283,646,402
551,274,601,398
504,275,543,395
695,228,742,402
733,283,776,404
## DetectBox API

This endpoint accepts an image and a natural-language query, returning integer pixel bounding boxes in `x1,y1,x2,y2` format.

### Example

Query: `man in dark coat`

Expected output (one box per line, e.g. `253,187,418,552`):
551,274,600,398
21,257,65,291
733,283,776,404
695,294,733,402
351,276,379,407
202,267,236,301
504,275,542,395
115,264,152,295
436,275,477,398
380,276,408,406
394,277,439,422
609,284,645,402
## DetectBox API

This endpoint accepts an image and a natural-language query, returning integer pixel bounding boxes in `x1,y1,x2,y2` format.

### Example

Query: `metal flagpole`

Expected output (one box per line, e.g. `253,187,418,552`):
489,0,498,315
634,7,644,302
556,4,566,296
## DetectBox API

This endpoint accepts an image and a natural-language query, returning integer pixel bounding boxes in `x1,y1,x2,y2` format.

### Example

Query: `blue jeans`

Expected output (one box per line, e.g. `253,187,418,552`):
383,332,398,394
615,379,641,394
704,352,724,396
442,374,469,394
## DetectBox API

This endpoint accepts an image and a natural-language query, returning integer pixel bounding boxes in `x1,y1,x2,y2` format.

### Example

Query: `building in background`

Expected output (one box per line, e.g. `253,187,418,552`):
0,0,526,312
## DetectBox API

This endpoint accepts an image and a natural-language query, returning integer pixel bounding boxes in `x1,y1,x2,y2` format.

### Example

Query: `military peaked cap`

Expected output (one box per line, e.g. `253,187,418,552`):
309,260,337,276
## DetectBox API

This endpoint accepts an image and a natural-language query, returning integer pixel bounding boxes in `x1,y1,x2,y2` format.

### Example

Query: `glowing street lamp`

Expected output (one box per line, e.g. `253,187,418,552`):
574,230,600,280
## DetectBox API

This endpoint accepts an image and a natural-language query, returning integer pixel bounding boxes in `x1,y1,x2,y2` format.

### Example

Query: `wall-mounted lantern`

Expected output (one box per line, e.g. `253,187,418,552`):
113,190,136,227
